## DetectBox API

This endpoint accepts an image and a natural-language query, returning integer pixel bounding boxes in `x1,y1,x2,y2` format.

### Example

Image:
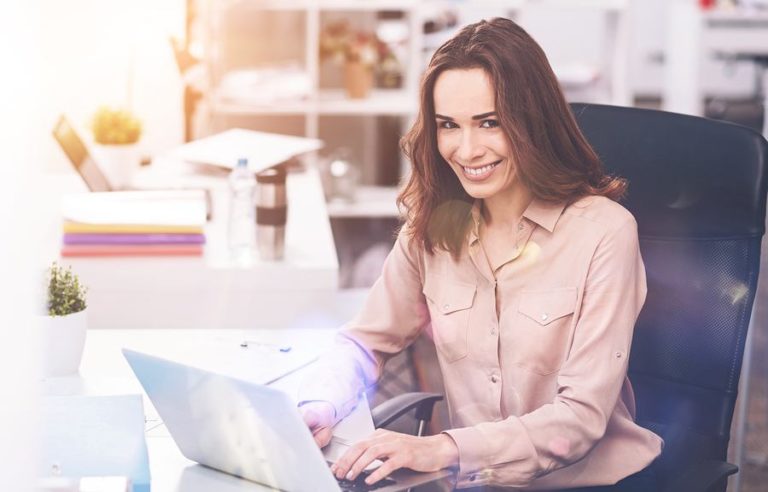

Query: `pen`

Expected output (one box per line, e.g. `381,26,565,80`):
239,340,292,352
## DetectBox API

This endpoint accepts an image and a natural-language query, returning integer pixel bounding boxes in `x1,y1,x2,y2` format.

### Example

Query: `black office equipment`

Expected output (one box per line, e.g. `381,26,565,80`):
572,103,768,492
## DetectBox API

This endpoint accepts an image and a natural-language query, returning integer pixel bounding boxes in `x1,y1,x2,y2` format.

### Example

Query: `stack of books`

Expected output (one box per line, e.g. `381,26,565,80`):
60,190,208,257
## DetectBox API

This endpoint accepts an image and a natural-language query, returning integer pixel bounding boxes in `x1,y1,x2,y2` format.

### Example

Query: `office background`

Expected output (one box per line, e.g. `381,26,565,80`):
2,1,768,490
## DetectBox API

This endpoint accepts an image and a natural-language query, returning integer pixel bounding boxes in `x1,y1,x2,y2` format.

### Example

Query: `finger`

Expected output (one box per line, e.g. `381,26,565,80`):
345,442,396,481
333,432,396,479
364,457,403,485
333,440,372,479
300,407,321,427
312,427,333,448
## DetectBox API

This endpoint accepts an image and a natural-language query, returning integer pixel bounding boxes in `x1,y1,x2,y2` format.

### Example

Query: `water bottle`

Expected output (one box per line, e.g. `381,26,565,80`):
228,157,256,261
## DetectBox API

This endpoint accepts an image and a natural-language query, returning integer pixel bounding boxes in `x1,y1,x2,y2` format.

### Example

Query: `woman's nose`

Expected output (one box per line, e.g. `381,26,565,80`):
456,130,484,163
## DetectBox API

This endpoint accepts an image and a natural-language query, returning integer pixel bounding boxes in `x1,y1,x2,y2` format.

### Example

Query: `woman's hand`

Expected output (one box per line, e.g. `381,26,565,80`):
331,429,459,485
299,401,336,448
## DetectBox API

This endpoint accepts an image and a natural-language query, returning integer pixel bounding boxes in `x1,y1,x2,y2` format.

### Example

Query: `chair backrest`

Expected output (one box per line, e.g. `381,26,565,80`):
571,103,768,485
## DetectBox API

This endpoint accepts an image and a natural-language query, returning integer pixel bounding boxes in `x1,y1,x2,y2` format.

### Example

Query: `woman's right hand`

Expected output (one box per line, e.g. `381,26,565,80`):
299,401,336,448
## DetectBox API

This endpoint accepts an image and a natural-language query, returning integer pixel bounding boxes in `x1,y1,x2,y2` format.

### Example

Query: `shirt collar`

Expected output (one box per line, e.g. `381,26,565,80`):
522,198,566,233
468,197,566,245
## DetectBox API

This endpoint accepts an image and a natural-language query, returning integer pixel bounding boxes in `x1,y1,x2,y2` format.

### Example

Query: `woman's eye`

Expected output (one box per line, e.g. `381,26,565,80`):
437,120,457,130
480,119,499,129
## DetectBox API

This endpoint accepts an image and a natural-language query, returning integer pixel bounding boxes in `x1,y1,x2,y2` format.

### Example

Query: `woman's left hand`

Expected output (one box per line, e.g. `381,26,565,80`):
331,429,459,485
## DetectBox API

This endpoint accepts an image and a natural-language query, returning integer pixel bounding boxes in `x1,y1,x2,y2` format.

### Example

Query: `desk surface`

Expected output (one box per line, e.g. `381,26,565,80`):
44,328,453,492
44,329,338,492
42,162,340,329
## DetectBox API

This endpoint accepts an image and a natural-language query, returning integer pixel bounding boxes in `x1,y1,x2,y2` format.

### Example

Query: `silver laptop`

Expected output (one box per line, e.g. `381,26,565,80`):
52,115,213,220
122,349,449,492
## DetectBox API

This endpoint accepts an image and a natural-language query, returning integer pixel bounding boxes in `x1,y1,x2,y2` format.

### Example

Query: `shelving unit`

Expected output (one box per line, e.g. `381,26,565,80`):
198,0,632,217
202,0,425,138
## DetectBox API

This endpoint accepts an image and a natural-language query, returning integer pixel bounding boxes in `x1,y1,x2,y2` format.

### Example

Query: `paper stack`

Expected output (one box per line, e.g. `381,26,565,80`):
60,190,207,257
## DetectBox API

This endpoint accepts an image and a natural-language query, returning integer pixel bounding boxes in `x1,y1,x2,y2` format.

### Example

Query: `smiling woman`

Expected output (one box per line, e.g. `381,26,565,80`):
299,17,662,492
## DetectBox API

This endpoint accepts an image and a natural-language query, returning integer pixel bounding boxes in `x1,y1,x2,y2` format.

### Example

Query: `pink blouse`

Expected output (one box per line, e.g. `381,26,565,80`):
300,195,663,489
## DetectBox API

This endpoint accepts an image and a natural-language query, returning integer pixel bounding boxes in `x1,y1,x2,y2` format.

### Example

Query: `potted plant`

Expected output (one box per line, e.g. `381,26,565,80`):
42,262,89,377
320,21,384,99
91,106,142,188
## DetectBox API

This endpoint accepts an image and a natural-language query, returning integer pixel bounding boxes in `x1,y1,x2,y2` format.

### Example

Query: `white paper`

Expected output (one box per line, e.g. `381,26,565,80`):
61,190,207,226
170,128,324,172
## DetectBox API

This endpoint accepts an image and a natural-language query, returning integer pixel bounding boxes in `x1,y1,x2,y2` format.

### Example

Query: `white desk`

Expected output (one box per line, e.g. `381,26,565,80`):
42,163,340,329
43,329,338,492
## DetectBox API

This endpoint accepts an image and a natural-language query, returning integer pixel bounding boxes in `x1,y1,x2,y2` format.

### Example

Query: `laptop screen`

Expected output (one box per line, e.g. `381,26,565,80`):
52,115,113,192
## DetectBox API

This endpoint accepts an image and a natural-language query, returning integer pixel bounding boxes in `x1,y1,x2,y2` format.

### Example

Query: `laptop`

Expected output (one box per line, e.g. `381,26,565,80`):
122,349,449,492
52,115,213,219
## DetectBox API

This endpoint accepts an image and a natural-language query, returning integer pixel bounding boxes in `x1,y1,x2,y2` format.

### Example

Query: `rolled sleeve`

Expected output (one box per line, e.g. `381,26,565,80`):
299,228,429,424
444,418,539,488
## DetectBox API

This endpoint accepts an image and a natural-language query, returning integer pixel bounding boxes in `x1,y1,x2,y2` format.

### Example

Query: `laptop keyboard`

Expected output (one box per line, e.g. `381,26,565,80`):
336,470,396,491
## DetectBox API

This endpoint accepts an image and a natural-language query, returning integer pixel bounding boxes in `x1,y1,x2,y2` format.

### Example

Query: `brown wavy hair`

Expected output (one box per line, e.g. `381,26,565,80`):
398,17,626,258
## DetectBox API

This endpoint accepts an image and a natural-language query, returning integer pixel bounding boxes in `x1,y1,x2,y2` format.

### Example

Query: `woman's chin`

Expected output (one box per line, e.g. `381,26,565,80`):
460,181,500,200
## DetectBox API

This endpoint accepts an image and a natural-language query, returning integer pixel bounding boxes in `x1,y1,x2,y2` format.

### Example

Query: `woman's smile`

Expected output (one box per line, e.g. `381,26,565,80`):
461,159,502,181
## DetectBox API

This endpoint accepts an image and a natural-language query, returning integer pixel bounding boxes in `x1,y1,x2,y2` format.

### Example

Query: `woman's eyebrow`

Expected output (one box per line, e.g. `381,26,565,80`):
434,111,497,121
472,111,497,120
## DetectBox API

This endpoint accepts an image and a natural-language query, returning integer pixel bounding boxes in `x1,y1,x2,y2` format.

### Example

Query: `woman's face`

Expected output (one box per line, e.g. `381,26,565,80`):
434,68,516,200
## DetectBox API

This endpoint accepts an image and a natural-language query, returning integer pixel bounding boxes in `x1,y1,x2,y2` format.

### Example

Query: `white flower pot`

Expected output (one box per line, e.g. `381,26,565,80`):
93,143,141,189
41,309,88,377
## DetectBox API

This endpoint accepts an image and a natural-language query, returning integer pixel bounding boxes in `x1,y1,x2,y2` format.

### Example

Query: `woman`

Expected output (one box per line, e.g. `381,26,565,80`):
299,18,662,491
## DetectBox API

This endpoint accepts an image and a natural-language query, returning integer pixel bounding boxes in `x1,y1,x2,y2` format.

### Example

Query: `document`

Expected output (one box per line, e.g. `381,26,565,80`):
170,128,323,173
40,395,150,492
61,190,207,227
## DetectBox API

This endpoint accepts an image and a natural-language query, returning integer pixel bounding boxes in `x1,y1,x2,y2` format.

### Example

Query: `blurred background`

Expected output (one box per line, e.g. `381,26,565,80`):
3,0,768,490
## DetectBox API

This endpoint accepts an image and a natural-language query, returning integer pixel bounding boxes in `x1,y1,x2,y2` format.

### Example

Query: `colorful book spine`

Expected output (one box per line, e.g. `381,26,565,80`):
63,221,204,234
61,244,204,257
62,233,206,245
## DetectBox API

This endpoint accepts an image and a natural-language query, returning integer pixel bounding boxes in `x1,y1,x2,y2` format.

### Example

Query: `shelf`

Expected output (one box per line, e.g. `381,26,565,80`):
240,0,420,11
315,0,419,11
212,89,418,116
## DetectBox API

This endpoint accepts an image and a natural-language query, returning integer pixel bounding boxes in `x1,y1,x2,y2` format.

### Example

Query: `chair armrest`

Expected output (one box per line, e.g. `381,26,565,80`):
371,392,443,430
662,459,738,492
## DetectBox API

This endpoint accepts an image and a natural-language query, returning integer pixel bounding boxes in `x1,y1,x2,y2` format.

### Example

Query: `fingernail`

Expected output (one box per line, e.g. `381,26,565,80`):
330,464,336,473
365,477,373,485
346,471,354,480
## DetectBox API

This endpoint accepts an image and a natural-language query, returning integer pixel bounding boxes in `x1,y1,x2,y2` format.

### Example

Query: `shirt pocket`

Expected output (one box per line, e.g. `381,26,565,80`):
423,276,476,363
514,287,578,375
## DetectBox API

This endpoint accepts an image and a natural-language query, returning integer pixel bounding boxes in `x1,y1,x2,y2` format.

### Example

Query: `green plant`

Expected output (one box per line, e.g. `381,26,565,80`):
92,106,142,145
319,21,384,67
47,262,87,316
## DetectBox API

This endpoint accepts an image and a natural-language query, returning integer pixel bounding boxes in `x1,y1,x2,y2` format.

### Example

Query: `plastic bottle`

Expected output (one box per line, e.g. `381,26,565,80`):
228,157,256,260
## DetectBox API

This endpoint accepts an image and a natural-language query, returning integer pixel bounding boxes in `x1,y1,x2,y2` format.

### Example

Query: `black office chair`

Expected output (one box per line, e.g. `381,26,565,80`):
572,103,768,492
371,103,767,492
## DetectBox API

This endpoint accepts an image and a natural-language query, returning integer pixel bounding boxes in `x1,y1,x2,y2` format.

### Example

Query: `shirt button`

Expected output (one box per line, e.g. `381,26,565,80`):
469,474,477,482
490,374,500,383
615,351,623,358
541,313,549,321
491,329,496,336
443,303,450,310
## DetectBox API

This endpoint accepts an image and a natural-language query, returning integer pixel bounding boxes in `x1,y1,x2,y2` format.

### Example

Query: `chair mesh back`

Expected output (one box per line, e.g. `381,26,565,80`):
571,104,767,479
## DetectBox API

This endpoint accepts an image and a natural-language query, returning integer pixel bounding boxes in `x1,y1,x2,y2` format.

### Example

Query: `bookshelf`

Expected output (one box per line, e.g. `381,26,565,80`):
199,0,632,217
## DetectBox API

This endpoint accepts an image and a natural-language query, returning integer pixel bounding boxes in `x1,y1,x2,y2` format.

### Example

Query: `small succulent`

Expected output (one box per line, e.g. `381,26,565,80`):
47,262,87,317
92,106,142,145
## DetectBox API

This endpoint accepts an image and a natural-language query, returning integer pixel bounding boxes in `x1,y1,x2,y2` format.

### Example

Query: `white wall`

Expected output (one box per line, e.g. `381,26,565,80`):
39,0,186,172
0,3,41,491
630,0,754,99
